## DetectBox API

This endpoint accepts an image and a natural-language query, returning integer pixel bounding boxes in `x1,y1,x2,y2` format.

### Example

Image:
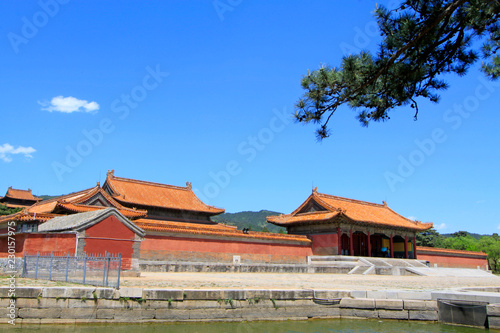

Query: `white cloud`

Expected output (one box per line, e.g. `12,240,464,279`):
39,96,99,113
434,223,447,231
0,143,36,162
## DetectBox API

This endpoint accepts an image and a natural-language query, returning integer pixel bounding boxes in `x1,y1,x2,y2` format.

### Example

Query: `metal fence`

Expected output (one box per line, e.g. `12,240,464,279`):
22,252,122,288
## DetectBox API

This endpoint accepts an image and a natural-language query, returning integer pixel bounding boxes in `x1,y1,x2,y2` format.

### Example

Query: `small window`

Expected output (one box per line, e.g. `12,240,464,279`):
17,223,38,233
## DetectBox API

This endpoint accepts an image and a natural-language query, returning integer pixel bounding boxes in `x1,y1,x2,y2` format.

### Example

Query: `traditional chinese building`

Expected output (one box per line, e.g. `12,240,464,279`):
0,187,41,208
0,171,312,268
267,188,433,259
102,170,224,223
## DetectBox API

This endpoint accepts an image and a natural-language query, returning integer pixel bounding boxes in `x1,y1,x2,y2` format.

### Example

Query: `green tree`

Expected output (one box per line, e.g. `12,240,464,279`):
295,0,500,139
441,234,480,251
452,230,470,238
478,235,500,273
261,226,270,233
416,227,444,247
0,203,22,216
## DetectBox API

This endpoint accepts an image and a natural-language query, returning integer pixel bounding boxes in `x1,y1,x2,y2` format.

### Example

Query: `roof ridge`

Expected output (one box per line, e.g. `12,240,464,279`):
58,202,147,213
294,210,333,216
316,192,385,207
29,186,100,207
110,175,190,191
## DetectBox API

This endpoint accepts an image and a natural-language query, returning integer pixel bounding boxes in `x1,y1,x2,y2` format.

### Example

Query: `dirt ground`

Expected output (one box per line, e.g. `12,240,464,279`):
118,272,500,291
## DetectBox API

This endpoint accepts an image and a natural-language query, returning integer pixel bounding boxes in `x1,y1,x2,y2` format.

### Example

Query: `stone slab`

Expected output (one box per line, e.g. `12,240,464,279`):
13,287,43,298
340,308,378,319
64,287,96,299
183,289,224,300
118,287,143,299
112,309,155,320
432,291,500,303
340,298,375,309
314,290,350,299
375,299,403,310
94,288,116,299
155,309,191,320
487,303,500,316
350,290,367,298
270,290,313,300
366,291,388,299
96,309,114,319
409,310,438,321
223,290,247,300
404,300,437,310
397,291,432,300
60,308,97,319
245,289,272,300
18,308,61,319
42,287,67,298
378,309,409,320
488,316,500,329
143,289,183,301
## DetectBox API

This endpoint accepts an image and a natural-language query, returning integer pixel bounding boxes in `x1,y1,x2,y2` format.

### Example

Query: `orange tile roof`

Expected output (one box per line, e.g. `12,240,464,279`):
27,186,99,214
267,190,433,231
0,211,58,224
417,246,487,257
134,218,311,244
104,170,225,215
57,202,147,218
2,187,41,201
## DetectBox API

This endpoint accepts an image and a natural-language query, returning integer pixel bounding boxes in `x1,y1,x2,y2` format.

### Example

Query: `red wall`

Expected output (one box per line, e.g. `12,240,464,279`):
310,233,339,255
418,252,488,270
141,235,312,264
83,215,136,269
0,233,76,257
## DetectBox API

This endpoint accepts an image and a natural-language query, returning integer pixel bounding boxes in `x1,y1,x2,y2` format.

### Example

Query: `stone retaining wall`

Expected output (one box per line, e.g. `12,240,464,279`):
0,286,439,324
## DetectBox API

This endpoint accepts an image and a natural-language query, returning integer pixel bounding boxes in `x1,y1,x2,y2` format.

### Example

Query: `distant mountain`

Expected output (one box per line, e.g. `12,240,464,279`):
211,210,286,233
441,232,487,240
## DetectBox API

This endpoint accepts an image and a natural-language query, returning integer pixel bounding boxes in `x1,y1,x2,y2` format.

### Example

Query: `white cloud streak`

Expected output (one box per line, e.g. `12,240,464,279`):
0,143,36,162
39,96,99,113
434,223,447,231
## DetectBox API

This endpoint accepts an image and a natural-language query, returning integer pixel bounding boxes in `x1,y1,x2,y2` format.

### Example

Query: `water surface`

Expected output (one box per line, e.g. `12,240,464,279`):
11,319,488,332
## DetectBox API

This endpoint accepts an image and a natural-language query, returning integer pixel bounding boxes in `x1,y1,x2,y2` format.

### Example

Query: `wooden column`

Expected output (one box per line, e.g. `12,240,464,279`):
413,236,417,259
349,229,354,256
404,236,408,259
390,234,394,258
367,231,371,257
337,227,342,255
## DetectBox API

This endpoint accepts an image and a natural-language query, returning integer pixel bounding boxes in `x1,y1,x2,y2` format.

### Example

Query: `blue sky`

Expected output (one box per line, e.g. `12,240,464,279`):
1,0,499,234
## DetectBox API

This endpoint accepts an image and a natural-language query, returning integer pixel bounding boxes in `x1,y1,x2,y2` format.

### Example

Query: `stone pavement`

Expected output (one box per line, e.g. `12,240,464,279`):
119,271,500,290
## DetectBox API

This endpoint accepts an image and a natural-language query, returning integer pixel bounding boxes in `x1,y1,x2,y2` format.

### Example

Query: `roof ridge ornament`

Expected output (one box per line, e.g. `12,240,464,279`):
312,186,318,193
186,182,192,190
382,200,387,206
107,170,115,177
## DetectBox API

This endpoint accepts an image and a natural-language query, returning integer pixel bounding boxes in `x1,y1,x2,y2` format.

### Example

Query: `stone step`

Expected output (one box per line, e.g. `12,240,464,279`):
348,266,371,275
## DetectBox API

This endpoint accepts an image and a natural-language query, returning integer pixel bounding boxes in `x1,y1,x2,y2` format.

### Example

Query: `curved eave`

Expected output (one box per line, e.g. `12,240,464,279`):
56,202,147,218
268,212,433,231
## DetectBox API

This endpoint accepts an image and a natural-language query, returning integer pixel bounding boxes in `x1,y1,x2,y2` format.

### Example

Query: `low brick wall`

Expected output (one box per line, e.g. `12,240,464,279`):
416,246,489,270
0,286,439,324
140,235,312,265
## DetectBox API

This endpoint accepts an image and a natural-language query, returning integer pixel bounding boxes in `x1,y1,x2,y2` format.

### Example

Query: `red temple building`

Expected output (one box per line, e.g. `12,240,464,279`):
0,171,312,269
0,187,42,208
267,188,434,259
